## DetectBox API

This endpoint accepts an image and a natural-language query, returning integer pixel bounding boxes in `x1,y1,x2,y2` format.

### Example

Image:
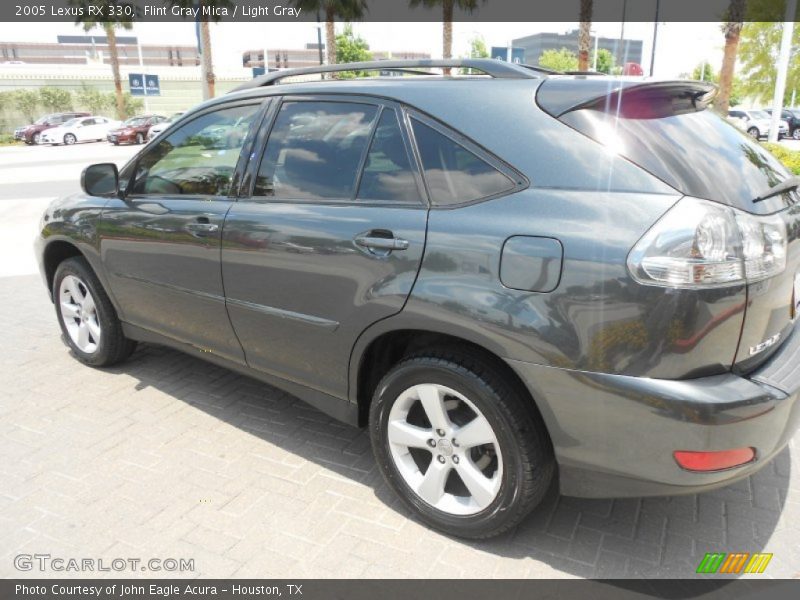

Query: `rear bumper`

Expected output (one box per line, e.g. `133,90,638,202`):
507,325,800,498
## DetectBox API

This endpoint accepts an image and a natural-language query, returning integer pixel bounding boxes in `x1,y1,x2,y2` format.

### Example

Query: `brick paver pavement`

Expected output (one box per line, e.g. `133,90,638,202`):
1,274,798,579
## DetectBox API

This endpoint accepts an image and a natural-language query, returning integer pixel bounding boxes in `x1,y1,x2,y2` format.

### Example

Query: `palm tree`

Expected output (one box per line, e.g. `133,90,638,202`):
292,0,368,68
715,0,746,114
409,0,482,74
168,1,233,99
578,0,593,71
69,0,133,120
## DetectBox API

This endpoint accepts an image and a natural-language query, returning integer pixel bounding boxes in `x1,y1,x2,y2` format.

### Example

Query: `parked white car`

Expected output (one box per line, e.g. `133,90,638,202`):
40,116,120,146
146,112,184,141
727,109,790,139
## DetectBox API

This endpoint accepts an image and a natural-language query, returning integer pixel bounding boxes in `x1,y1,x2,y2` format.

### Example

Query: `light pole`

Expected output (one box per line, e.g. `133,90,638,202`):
592,30,599,71
649,0,660,77
768,0,797,142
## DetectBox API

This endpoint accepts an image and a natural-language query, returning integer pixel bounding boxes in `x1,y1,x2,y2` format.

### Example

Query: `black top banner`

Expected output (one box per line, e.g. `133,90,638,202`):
1,0,797,24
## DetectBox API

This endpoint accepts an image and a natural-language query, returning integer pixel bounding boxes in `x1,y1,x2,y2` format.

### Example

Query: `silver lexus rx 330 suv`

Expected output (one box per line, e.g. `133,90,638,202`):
35,60,800,538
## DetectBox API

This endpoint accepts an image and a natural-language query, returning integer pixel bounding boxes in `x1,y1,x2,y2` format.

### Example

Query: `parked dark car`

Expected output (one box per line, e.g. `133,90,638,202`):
107,114,167,145
14,112,90,145
36,60,800,539
766,107,800,139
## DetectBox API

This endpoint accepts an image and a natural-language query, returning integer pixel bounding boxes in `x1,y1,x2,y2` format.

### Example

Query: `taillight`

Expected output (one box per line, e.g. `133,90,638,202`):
627,197,787,288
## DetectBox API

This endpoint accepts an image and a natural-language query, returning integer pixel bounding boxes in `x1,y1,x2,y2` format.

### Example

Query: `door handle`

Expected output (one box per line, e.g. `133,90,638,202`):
354,234,410,252
185,221,219,237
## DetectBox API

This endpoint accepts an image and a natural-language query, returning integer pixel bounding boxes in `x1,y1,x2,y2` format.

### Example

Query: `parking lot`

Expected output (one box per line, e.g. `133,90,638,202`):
0,140,798,579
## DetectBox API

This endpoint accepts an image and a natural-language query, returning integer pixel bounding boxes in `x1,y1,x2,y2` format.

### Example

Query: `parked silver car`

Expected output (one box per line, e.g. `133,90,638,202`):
728,109,790,139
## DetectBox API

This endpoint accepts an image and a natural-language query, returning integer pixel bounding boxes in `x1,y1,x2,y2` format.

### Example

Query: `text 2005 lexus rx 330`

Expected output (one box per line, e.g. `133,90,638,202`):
36,60,800,538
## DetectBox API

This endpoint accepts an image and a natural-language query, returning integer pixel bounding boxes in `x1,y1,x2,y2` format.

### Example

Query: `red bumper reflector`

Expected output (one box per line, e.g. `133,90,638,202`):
673,448,756,472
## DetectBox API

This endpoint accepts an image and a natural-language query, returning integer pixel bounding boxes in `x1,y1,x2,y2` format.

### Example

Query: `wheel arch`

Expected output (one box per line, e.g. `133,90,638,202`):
351,326,547,433
43,239,85,296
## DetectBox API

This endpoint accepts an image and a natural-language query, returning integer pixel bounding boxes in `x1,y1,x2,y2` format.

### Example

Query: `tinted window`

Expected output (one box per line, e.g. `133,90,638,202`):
131,104,259,197
254,101,378,199
561,107,794,214
411,118,514,206
356,109,418,203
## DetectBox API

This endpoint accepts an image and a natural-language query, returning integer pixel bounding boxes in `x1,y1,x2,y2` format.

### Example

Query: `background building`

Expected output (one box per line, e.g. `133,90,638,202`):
512,30,643,68
243,45,430,70
1,36,200,67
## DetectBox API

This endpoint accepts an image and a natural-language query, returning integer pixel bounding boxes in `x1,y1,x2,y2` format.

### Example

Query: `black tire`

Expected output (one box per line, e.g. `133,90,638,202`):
793,128,800,140
135,133,144,144
747,127,760,139
369,348,554,539
32,132,41,145
53,256,136,367
64,133,77,145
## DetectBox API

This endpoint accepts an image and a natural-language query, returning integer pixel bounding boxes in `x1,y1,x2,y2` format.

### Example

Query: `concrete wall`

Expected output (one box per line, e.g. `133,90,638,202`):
0,63,252,131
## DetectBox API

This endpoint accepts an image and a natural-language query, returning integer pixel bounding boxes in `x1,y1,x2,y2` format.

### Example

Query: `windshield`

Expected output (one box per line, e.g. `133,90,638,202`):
62,118,81,128
749,111,770,120
34,115,53,125
124,117,147,126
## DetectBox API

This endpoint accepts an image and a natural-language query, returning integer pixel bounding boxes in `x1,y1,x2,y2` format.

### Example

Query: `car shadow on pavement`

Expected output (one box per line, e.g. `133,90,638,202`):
114,342,792,580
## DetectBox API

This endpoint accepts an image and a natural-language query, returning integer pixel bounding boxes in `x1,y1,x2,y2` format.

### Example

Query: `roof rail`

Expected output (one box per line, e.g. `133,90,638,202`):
231,58,542,92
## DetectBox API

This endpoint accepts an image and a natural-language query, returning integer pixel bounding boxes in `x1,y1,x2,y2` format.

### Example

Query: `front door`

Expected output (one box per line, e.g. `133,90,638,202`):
99,101,264,363
222,98,429,397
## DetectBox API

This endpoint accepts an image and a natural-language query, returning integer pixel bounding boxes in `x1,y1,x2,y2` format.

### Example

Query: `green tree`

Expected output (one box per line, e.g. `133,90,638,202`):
539,48,579,72
12,89,40,122
692,62,718,82
738,21,800,105
409,0,484,74
591,48,615,74
76,84,113,115
468,34,489,58
292,1,368,70
334,24,372,77
39,87,73,112
121,93,144,117
578,0,593,71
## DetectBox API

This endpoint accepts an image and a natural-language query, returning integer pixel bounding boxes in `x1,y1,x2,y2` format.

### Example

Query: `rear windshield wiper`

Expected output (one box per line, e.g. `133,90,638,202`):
753,176,800,203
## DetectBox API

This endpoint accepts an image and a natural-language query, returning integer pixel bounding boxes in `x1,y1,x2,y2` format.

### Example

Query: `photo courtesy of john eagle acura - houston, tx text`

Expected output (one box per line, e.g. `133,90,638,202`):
35,58,800,539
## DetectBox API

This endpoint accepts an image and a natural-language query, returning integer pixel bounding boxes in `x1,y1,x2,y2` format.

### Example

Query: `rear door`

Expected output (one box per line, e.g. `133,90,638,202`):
99,100,265,363
221,96,429,398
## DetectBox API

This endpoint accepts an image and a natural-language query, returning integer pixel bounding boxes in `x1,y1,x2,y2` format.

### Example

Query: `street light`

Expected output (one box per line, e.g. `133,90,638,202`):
591,29,599,71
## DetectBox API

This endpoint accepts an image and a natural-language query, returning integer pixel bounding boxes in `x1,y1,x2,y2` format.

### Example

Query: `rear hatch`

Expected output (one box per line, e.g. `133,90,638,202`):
537,77,800,373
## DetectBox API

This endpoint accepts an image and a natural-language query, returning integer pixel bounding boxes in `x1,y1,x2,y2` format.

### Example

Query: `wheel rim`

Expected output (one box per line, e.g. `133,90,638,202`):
65,134,75,145
794,129,800,140
59,275,101,353
136,134,143,144
387,383,503,516
33,133,40,144
748,128,759,138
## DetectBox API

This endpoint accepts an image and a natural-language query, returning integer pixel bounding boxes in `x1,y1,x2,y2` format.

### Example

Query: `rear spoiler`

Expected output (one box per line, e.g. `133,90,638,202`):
537,78,717,119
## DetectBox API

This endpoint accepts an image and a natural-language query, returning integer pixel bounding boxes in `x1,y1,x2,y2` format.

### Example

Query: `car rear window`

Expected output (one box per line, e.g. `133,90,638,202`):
560,107,793,214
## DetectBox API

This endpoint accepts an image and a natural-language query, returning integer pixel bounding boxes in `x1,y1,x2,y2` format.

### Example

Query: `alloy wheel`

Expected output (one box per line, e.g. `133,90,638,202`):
64,134,76,145
32,132,40,144
58,275,101,353
136,133,144,144
386,383,502,515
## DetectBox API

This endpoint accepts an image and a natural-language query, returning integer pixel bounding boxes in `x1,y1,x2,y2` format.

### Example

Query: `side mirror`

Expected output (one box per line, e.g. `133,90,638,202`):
81,163,118,197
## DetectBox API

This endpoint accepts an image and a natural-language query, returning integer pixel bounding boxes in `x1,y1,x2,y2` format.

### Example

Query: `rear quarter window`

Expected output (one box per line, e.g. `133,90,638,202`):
410,118,516,206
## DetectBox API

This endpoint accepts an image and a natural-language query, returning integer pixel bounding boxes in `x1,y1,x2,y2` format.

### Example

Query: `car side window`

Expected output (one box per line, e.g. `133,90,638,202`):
254,101,378,200
410,118,515,206
130,104,260,197
356,108,419,203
